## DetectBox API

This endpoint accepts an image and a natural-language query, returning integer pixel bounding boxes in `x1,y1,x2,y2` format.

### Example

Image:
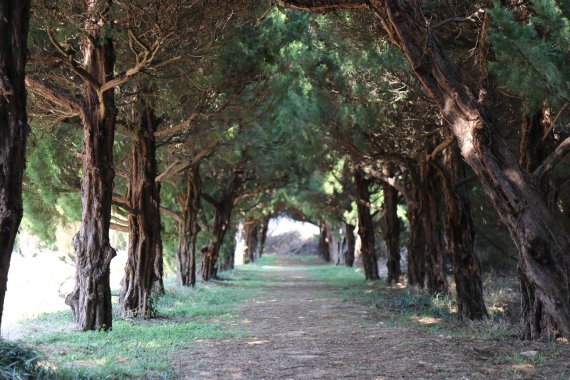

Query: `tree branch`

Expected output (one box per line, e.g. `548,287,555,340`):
153,112,200,138
160,206,182,223
26,76,84,115
156,140,219,182
110,222,129,233
533,136,570,181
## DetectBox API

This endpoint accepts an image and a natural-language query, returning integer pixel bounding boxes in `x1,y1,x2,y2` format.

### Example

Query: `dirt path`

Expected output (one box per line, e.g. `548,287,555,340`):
175,256,569,379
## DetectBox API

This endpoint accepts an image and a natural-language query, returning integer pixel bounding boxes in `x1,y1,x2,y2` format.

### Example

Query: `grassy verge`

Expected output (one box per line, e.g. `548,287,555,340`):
11,267,267,379
302,261,521,339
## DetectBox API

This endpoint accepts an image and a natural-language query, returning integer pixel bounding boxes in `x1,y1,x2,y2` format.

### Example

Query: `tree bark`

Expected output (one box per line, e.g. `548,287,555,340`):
418,155,448,295
318,220,332,262
354,169,379,280
0,0,31,335
176,167,200,287
345,224,356,267
65,1,117,331
441,144,487,320
406,176,425,288
256,217,270,258
382,166,401,284
201,167,243,281
244,218,259,263
117,105,162,318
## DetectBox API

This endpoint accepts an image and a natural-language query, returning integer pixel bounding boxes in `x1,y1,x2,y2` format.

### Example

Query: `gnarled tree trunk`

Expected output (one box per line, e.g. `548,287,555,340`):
118,106,162,318
354,169,379,280
176,166,200,287
257,217,270,258
382,165,401,284
0,0,31,335
65,1,117,331
244,218,259,263
441,144,487,319
318,220,332,262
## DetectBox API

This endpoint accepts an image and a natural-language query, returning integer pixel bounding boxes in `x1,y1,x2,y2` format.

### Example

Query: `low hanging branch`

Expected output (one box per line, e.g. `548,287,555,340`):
25,77,84,115
277,0,367,12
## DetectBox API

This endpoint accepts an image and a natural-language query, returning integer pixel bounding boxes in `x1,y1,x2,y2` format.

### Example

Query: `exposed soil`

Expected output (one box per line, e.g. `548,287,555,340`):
174,256,570,379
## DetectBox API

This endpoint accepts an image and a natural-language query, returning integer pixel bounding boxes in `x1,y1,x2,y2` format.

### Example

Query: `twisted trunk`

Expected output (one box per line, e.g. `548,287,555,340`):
244,218,259,263
257,217,269,258
0,0,30,334
354,169,379,280
65,1,117,331
176,167,200,287
118,106,162,318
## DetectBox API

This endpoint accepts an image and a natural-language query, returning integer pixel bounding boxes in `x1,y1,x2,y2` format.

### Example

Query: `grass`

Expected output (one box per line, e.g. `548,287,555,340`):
0,340,54,379
300,260,522,340
12,266,269,379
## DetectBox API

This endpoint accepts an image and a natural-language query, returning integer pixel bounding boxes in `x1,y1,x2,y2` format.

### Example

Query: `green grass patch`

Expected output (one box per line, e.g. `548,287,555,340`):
17,270,267,379
0,340,54,379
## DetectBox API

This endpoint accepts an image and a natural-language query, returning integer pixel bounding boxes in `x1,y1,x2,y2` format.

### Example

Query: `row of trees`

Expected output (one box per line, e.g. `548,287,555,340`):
0,1,569,341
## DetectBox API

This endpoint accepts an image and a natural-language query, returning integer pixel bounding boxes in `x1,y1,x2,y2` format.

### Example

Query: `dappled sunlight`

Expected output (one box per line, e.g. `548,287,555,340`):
247,340,270,346
409,316,443,326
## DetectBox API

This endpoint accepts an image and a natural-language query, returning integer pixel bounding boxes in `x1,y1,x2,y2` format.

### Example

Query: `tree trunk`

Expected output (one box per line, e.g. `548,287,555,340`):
345,224,356,267
406,191,425,288
0,0,31,335
382,166,401,284
354,169,379,280
176,167,200,287
65,1,117,331
117,106,162,318
418,155,448,295
257,217,269,258
244,218,259,263
318,220,332,262
201,167,243,281
441,144,487,319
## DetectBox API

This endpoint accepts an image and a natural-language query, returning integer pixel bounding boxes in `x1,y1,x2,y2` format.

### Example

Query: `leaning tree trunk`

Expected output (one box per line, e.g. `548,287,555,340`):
176,166,201,287
382,166,401,284
354,169,379,280
118,106,162,318
201,207,231,281
65,1,118,331
441,144,487,320
0,0,30,335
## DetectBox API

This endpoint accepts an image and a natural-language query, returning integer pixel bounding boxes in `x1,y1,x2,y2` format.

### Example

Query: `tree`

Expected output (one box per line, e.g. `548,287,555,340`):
0,0,31,335
278,0,570,338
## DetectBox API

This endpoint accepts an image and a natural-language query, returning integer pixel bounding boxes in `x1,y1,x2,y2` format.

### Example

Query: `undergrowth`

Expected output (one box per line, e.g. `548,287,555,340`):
0,340,54,379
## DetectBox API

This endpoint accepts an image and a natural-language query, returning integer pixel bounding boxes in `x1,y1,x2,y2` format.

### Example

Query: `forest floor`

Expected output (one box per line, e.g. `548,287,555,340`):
174,255,570,380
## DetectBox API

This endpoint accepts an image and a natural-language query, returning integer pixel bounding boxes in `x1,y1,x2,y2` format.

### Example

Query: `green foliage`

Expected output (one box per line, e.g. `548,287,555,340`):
0,341,53,379
23,124,82,243
488,0,570,110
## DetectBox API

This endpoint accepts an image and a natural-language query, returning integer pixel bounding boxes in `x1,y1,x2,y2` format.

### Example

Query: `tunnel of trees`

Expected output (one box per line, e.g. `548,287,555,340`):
1,0,570,344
